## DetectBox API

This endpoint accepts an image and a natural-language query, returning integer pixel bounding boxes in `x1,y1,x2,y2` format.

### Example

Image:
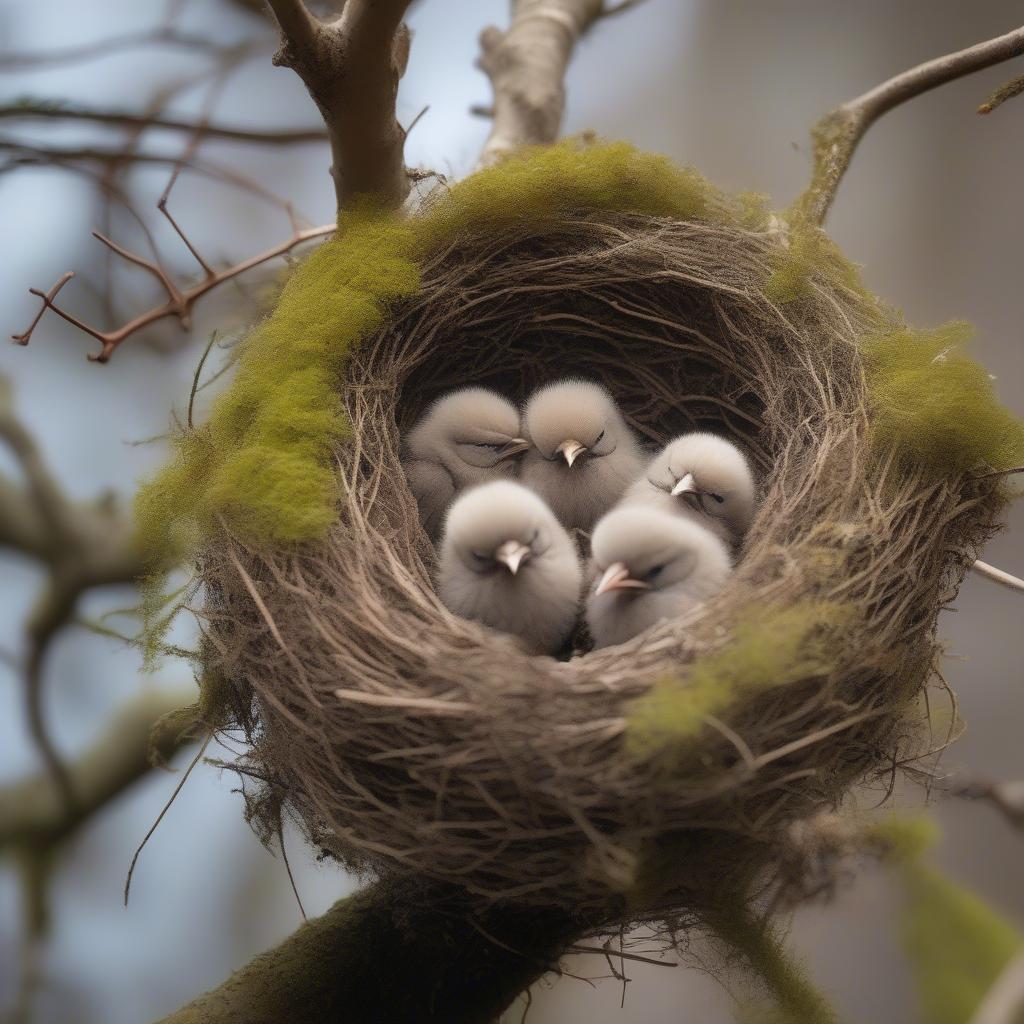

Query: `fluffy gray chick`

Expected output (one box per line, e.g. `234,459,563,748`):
586,506,731,649
622,432,756,544
520,379,643,532
438,481,582,655
402,387,528,542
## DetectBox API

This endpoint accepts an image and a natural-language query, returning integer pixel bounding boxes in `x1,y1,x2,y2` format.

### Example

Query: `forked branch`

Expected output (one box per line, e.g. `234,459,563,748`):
266,0,415,209
476,0,621,166
798,23,1024,224
11,211,332,362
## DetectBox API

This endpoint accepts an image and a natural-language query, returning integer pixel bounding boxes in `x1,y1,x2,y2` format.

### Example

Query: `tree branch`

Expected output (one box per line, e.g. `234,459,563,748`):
266,0,414,210
970,950,1024,1024
0,686,198,850
476,0,612,166
0,102,327,146
0,388,154,808
11,219,332,362
798,23,1024,225
154,877,584,1024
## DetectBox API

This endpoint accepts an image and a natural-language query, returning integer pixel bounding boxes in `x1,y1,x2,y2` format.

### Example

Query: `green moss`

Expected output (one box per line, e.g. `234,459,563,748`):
135,207,419,559
764,207,870,305
867,813,939,867
628,600,851,757
862,321,1024,476
136,139,783,562
901,861,1022,1024
710,901,838,1024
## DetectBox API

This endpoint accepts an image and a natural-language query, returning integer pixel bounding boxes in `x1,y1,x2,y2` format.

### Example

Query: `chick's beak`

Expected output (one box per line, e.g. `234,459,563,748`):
494,539,531,575
671,472,698,497
594,561,651,596
495,437,530,460
556,438,587,467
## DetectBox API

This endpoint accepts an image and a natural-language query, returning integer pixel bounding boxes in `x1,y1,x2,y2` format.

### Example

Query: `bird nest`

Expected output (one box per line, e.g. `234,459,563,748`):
160,142,1010,921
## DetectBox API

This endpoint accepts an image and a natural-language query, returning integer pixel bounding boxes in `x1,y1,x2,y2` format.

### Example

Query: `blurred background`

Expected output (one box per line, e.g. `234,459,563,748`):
0,2,1021,1021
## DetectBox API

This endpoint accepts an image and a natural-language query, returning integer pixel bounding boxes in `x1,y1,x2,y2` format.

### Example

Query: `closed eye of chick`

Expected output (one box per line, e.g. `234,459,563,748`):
520,378,644,532
621,432,756,545
586,506,732,649
438,481,582,656
402,387,529,542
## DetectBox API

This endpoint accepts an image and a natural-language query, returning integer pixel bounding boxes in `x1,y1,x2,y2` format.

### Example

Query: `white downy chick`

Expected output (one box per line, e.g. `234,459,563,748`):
622,432,756,544
402,387,529,542
520,379,643,533
586,506,732,649
438,481,582,655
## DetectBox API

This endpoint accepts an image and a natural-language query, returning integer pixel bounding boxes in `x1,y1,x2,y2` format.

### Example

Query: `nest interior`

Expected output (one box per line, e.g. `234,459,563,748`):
184,147,1010,921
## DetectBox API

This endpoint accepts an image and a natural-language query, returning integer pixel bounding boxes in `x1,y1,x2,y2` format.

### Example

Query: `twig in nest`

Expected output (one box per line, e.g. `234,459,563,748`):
798,23,1024,224
970,559,1024,593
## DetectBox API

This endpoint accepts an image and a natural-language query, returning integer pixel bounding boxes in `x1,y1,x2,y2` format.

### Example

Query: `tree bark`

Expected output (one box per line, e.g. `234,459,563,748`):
154,878,585,1024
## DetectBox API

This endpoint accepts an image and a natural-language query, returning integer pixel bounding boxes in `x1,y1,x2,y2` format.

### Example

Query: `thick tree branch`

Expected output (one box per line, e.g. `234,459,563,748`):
0,686,198,850
476,0,610,166
0,102,327,145
154,877,585,1024
266,0,414,210
798,23,1024,225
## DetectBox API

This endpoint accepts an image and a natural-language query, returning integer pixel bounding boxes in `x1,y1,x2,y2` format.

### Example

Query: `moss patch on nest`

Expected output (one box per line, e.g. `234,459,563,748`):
627,600,851,757
862,320,1024,477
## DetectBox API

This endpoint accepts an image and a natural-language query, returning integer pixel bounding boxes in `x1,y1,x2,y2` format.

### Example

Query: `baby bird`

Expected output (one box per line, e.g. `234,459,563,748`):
622,432,756,544
520,379,644,533
402,387,529,542
586,507,732,649
438,481,582,655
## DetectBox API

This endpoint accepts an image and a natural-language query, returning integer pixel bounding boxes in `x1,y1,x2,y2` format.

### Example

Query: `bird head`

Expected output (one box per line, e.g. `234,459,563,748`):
406,387,528,472
442,481,557,577
647,433,756,535
523,379,623,469
591,507,728,597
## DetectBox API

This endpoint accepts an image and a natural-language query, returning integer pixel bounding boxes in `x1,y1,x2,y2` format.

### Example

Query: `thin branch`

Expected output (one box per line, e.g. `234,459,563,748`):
978,71,1024,114
476,0,612,166
953,777,1024,830
12,222,333,362
970,950,1024,1024
971,559,1024,593
0,102,328,145
798,24,1024,224
0,26,249,71
266,0,415,209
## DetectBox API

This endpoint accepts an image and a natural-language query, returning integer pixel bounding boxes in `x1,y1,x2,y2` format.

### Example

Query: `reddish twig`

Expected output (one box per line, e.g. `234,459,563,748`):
798,23,1024,224
12,222,333,362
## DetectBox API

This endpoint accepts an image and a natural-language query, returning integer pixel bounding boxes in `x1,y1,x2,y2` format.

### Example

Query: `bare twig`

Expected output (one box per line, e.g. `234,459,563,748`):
969,950,1024,1024
0,26,250,71
953,777,1024,829
971,559,1024,593
978,72,1024,114
0,102,327,145
12,221,332,362
798,24,1024,224
266,0,414,209
476,0,611,166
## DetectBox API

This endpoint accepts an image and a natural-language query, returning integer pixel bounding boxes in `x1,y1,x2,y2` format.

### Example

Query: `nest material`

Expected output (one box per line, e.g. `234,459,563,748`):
201,207,1003,917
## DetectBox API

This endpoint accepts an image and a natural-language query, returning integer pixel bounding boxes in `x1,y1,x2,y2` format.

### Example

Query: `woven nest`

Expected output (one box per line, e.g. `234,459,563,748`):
200,201,1003,920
